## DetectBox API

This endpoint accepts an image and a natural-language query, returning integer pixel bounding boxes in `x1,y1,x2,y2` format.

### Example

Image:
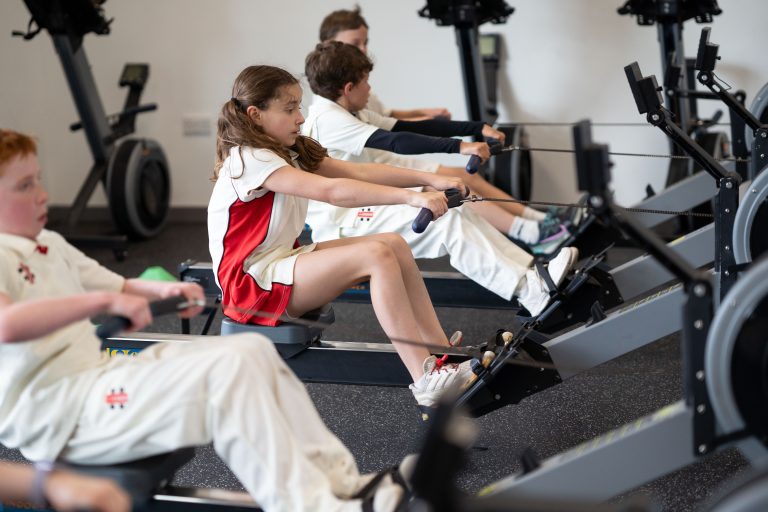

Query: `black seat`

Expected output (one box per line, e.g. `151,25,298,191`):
220,304,335,344
67,447,195,504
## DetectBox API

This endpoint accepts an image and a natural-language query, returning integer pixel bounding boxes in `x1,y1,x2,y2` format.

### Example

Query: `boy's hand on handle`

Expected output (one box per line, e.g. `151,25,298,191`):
97,296,192,340
463,141,492,174
158,282,205,319
482,124,506,145
104,293,152,333
460,141,491,163
45,470,131,512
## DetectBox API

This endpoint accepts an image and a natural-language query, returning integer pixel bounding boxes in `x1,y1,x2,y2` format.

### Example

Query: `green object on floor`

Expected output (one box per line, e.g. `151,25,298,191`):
139,266,178,282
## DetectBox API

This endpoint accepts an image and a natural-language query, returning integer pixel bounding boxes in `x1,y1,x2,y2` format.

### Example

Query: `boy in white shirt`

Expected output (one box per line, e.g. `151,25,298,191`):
302,42,577,313
0,129,407,512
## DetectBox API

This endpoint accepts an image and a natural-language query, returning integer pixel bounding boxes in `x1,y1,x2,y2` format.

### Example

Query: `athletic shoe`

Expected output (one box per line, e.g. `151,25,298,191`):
530,217,571,255
354,470,408,512
546,204,586,229
409,355,473,408
371,473,405,512
516,247,579,316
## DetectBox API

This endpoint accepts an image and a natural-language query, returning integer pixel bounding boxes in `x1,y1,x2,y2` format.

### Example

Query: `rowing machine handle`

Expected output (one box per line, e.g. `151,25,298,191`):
96,295,188,340
412,188,464,233
465,137,502,174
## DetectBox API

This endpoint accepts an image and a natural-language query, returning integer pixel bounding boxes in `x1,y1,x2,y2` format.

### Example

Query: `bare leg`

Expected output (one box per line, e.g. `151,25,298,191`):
288,234,447,380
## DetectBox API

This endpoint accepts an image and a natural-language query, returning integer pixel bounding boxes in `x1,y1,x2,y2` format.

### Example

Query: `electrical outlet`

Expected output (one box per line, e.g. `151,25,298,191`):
182,115,211,136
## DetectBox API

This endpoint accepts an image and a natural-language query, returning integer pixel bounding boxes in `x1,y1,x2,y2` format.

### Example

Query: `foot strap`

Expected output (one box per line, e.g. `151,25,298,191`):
356,467,408,512
534,259,558,295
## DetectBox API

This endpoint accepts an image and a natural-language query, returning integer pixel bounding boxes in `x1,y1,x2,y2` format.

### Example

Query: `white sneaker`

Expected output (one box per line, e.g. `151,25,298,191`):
516,247,579,317
409,355,473,407
371,474,404,512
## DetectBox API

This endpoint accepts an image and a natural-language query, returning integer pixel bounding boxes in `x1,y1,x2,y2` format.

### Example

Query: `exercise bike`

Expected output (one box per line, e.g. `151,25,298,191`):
13,0,172,257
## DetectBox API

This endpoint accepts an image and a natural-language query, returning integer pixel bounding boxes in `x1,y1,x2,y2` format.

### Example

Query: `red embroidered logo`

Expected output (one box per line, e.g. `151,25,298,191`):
106,388,128,409
35,244,48,255
357,208,374,222
17,263,35,284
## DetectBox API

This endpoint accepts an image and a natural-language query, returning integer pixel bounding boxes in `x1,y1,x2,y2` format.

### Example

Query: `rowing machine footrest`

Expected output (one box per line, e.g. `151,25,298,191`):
220,305,334,344
585,300,607,326
67,447,195,504
519,446,541,474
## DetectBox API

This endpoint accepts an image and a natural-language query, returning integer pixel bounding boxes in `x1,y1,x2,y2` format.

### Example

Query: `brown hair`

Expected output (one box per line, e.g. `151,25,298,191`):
0,130,37,176
319,6,368,42
213,65,327,181
305,41,374,101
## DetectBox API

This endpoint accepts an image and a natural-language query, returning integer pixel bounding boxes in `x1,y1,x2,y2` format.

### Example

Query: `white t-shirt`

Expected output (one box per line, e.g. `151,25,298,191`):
0,230,124,460
208,147,316,300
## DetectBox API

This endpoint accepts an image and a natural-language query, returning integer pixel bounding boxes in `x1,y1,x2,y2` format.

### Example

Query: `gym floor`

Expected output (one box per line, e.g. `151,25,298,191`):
0,215,749,511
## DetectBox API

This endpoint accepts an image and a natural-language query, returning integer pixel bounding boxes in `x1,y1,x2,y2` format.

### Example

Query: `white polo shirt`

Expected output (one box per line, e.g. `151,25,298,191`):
303,95,440,173
0,229,125,460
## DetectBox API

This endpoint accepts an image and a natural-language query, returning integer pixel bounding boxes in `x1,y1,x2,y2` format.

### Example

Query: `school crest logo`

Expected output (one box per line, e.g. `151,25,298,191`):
17,262,35,284
106,387,129,409
357,208,374,222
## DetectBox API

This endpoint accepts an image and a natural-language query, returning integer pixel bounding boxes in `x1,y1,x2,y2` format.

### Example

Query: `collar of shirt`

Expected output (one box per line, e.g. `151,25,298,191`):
0,231,49,259
309,94,350,116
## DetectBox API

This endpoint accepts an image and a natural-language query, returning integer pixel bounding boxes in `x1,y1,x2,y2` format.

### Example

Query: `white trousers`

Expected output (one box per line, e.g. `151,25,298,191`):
310,204,533,300
60,335,368,512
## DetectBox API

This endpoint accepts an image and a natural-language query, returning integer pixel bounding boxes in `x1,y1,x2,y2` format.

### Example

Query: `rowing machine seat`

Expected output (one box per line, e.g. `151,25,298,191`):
220,305,334,344
67,447,195,504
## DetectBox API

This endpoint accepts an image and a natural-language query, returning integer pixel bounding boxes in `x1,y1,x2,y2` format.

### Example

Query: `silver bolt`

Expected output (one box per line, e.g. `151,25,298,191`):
651,114,660,122
494,394,501,400
696,370,705,381
698,444,708,454
725,270,730,276
694,284,706,297
701,74,709,81
694,319,704,330
725,181,733,189
697,404,706,414
724,208,730,213
590,196,604,208
725,245,730,251
752,188,758,194
762,132,767,138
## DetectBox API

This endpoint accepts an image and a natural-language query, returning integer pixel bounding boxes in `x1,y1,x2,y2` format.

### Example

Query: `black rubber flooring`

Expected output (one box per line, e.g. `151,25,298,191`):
0,218,750,511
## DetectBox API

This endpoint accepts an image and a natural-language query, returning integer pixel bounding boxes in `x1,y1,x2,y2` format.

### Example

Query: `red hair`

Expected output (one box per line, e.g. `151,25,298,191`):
0,130,37,175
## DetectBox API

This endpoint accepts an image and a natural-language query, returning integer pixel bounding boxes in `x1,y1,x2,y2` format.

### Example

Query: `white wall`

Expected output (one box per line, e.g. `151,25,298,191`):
1,0,766,207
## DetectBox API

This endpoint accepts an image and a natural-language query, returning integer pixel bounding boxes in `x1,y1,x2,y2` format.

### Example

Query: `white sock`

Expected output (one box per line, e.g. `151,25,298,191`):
508,217,540,244
521,207,546,221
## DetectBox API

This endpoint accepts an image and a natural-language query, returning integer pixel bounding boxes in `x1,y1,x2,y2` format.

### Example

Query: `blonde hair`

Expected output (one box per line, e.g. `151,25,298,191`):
0,129,37,176
213,65,327,181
